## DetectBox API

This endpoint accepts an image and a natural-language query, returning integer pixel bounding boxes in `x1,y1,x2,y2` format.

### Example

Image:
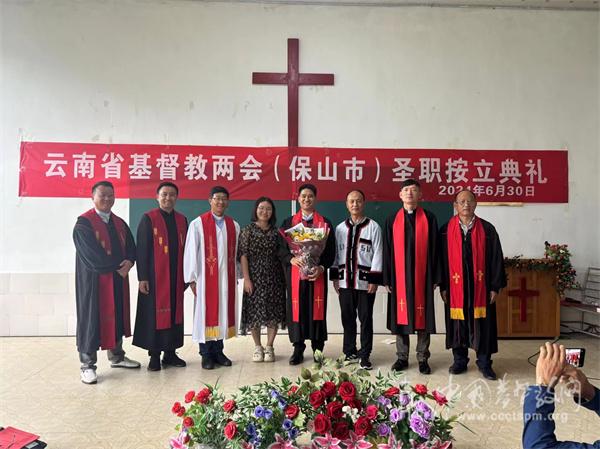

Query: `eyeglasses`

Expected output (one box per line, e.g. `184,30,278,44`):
211,196,229,202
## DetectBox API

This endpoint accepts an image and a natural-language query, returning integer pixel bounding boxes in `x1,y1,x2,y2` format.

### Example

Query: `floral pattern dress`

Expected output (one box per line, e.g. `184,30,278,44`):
238,222,287,333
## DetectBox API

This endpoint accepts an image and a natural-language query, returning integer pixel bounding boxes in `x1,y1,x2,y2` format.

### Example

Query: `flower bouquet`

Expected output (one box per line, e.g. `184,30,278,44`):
170,354,460,449
280,223,330,280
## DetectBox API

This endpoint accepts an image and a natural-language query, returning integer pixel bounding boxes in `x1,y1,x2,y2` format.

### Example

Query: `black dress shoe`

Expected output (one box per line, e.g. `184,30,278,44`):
214,353,232,367
479,366,497,380
163,352,187,368
391,359,408,372
419,361,432,375
448,363,467,375
289,351,304,365
201,356,215,370
148,356,161,371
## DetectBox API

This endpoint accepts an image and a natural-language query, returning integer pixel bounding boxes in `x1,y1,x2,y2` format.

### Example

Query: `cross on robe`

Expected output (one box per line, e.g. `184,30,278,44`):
252,38,334,149
452,272,461,284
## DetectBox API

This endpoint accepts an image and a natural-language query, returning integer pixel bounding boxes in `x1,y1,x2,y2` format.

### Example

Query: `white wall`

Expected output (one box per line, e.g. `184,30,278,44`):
1,0,598,335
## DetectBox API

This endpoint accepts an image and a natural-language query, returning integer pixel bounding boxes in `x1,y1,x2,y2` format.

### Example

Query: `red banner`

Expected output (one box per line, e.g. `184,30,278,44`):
19,141,568,202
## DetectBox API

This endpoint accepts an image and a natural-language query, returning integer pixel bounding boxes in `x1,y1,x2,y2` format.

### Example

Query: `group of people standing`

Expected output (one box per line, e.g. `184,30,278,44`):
73,178,506,385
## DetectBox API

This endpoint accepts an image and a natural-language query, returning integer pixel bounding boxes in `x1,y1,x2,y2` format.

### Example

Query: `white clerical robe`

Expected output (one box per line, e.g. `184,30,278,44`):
183,215,240,343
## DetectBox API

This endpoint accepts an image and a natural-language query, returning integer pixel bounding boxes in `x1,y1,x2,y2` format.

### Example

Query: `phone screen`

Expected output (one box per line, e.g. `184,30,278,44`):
565,348,585,367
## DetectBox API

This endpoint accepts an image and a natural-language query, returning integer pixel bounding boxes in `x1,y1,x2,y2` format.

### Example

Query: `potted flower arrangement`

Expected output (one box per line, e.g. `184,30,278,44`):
170,354,459,449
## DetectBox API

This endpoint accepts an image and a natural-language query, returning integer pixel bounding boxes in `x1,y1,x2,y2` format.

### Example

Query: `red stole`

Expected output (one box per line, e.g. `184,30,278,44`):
200,212,237,338
393,208,428,329
447,216,487,320
81,209,131,350
290,210,326,322
145,209,187,330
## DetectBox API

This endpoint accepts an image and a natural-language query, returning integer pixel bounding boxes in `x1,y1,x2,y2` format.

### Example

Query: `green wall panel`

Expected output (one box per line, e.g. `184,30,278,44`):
129,199,452,238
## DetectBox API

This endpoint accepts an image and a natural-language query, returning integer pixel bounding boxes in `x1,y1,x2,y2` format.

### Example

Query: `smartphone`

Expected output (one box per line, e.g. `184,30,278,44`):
565,348,586,367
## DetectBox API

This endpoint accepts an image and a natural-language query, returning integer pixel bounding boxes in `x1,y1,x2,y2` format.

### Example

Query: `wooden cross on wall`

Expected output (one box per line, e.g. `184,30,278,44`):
252,38,334,149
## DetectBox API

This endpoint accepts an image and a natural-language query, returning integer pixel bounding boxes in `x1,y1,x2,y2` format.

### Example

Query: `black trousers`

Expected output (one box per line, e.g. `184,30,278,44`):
198,340,225,358
339,288,376,358
452,347,492,369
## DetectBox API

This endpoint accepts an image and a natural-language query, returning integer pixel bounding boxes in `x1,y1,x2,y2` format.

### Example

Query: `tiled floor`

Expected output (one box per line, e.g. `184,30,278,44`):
0,334,598,448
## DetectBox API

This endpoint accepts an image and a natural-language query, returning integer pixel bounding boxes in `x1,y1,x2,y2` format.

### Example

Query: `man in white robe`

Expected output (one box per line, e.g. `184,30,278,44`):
184,186,240,370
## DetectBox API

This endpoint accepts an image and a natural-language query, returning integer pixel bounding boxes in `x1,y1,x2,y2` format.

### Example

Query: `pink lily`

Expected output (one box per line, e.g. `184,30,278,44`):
377,434,402,449
343,431,373,449
314,433,342,449
268,434,298,449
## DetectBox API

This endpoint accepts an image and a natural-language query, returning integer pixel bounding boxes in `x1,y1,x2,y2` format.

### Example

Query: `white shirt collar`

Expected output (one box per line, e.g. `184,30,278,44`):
95,208,111,224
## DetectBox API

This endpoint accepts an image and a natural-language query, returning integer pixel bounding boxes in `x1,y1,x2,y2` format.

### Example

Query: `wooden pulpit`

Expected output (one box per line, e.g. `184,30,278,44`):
496,261,560,337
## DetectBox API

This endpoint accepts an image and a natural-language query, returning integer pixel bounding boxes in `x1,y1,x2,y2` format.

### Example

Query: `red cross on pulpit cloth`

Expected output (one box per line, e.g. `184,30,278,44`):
252,38,334,150
508,277,540,322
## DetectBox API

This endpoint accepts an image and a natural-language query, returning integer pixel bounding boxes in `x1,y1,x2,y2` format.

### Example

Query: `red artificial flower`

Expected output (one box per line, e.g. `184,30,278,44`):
288,385,299,396
313,413,332,434
285,404,300,419
338,381,357,401
414,384,428,395
184,390,195,403
309,390,326,409
384,386,400,398
354,416,373,437
326,401,344,420
365,404,378,420
346,398,362,411
321,381,337,398
183,435,191,444
332,421,350,440
432,390,448,406
171,402,182,414
195,388,211,404
223,399,236,413
183,416,194,428
224,421,238,440
176,406,186,417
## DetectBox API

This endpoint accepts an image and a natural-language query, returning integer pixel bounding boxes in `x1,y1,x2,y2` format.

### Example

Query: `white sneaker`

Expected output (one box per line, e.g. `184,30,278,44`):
264,346,275,363
252,346,264,362
80,368,97,384
111,356,141,369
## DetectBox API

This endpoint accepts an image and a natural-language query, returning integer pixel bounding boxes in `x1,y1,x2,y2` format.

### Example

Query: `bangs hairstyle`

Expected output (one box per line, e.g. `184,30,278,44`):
156,181,179,195
251,197,277,227
298,183,317,196
400,179,420,190
209,185,229,198
92,180,114,194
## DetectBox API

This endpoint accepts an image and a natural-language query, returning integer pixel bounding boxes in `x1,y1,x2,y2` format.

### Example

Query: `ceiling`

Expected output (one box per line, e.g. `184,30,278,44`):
206,0,600,10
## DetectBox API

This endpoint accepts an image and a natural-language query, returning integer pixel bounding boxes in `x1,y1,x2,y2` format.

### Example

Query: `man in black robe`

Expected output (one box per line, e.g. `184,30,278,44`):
440,190,506,380
383,179,440,374
280,183,336,365
73,181,139,385
133,182,188,371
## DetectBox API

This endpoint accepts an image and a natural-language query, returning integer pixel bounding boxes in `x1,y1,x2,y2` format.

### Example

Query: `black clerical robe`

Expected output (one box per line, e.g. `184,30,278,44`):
73,211,136,353
280,214,336,344
382,207,440,335
133,209,188,352
440,217,507,355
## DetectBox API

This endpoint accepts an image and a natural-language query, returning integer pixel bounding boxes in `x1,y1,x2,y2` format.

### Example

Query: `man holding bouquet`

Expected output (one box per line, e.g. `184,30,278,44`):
280,183,336,365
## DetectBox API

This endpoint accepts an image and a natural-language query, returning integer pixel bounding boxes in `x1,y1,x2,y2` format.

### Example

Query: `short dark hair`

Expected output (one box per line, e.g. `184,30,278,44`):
92,180,114,194
156,181,179,195
298,183,317,196
210,186,229,198
346,189,365,201
455,189,477,202
251,197,277,227
400,179,420,189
